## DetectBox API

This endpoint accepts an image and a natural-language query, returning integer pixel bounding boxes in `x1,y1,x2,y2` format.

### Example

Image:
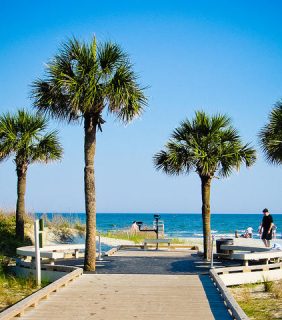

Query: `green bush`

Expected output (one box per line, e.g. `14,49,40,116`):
0,212,32,257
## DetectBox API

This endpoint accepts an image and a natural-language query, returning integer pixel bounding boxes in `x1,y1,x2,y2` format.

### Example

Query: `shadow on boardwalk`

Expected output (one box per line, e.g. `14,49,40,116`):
60,250,219,275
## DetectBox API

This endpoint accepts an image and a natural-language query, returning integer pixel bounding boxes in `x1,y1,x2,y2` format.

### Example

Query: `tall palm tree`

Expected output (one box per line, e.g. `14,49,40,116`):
31,37,147,271
154,111,256,260
0,109,63,241
259,101,282,164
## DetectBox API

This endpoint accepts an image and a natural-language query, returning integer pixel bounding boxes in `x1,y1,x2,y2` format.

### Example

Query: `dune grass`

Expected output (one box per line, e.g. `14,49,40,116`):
0,272,39,312
100,230,186,244
230,280,282,319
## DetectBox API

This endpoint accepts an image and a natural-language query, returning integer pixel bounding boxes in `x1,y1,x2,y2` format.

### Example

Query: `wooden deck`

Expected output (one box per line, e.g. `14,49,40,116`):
19,274,231,320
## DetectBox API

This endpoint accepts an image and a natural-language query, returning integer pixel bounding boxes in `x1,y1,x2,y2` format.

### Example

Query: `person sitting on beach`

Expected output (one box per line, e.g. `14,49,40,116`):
242,230,250,238
246,226,253,238
259,208,274,247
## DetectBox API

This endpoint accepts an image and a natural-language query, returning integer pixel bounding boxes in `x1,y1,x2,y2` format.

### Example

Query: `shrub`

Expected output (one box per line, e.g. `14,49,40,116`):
0,211,32,257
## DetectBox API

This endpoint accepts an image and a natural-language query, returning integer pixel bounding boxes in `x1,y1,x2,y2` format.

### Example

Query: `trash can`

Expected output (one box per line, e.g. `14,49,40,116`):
216,238,233,254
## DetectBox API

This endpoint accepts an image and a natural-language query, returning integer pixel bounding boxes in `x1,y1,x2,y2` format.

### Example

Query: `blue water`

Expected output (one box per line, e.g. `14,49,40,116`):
36,213,282,239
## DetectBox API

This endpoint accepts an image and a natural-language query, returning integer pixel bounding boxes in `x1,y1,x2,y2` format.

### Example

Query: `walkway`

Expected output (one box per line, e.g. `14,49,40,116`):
20,249,232,320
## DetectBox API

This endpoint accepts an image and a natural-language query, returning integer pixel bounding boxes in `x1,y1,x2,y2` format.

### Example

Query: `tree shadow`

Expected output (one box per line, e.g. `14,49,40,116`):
199,275,232,320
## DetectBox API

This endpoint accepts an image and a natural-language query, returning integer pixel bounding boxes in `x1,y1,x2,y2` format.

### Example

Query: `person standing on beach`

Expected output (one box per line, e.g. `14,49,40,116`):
259,208,274,247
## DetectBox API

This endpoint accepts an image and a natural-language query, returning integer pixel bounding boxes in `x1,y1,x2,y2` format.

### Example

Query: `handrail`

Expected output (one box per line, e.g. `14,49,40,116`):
209,262,282,320
0,265,83,320
216,262,282,275
209,268,249,320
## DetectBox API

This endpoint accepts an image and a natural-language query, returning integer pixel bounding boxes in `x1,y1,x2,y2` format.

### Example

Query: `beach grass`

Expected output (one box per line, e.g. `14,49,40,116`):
100,230,186,244
0,274,35,311
230,281,282,319
0,271,47,312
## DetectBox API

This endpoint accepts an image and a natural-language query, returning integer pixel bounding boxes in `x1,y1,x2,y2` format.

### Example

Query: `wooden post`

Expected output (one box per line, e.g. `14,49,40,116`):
39,218,44,248
210,235,215,269
34,219,41,287
98,233,103,261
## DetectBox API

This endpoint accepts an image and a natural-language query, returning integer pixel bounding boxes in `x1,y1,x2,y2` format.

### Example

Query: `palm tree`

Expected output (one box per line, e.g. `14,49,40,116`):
31,37,147,271
259,101,282,164
154,111,256,260
0,109,63,241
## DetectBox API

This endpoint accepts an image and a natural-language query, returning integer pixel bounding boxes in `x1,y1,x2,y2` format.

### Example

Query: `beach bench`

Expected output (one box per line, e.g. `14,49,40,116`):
230,250,282,266
17,244,85,265
143,239,172,250
220,245,271,253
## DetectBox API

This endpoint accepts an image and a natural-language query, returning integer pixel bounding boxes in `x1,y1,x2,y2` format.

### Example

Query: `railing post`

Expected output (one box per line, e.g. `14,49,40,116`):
210,235,215,269
98,233,103,261
39,218,44,248
34,219,41,287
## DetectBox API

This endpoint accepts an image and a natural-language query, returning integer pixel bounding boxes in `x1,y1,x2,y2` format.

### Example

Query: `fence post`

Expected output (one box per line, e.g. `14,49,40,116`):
34,219,41,287
210,235,215,269
39,218,44,248
98,233,103,261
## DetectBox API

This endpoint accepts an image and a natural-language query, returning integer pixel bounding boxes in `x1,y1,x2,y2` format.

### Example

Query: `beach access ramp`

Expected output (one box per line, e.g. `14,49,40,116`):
18,274,232,320
13,248,233,320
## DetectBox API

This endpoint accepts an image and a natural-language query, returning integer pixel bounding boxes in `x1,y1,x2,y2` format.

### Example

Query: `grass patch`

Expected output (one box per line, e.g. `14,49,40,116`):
100,230,156,243
100,230,187,244
230,280,282,319
0,271,47,312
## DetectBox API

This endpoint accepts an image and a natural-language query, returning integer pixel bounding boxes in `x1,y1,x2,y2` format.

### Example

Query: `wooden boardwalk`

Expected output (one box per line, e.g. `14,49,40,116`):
20,274,232,320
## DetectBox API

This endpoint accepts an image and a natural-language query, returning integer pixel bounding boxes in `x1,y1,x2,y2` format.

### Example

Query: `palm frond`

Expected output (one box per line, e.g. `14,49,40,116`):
0,110,63,167
259,101,282,165
31,36,147,130
154,110,256,179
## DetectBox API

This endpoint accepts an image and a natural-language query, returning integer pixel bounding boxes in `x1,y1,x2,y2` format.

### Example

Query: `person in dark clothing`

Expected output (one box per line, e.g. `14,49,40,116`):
259,208,274,247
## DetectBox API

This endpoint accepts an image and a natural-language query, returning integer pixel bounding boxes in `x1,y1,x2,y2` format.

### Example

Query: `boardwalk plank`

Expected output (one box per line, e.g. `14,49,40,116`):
20,274,231,320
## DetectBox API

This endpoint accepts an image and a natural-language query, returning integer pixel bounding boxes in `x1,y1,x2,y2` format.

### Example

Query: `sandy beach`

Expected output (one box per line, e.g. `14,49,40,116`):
44,225,282,252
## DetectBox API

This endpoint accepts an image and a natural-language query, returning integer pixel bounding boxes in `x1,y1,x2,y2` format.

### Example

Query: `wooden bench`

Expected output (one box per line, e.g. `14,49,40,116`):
230,250,282,266
143,239,172,250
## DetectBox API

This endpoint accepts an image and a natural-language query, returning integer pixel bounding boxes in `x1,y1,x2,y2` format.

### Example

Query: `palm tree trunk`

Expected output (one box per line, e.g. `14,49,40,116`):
201,176,212,260
16,164,27,241
83,114,97,271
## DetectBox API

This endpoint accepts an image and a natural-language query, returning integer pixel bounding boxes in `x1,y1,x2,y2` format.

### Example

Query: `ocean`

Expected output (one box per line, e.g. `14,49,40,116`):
36,213,282,239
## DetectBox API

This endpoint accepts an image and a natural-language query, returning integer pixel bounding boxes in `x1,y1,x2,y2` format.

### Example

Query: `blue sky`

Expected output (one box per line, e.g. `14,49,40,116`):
0,0,282,213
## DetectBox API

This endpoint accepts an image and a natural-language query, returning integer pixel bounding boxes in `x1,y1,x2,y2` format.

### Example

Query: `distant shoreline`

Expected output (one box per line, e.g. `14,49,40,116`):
36,212,282,215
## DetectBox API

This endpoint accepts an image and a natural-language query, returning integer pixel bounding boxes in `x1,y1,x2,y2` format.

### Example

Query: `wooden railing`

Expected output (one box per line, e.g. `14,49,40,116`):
209,268,249,320
0,265,83,320
210,262,282,320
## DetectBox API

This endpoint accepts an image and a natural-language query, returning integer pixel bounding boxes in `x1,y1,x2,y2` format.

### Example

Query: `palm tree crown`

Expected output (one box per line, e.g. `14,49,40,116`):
0,109,63,240
0,110,62,166
154,111,256,260
259,101,282,165
154,111,256,178
32,37,147,125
